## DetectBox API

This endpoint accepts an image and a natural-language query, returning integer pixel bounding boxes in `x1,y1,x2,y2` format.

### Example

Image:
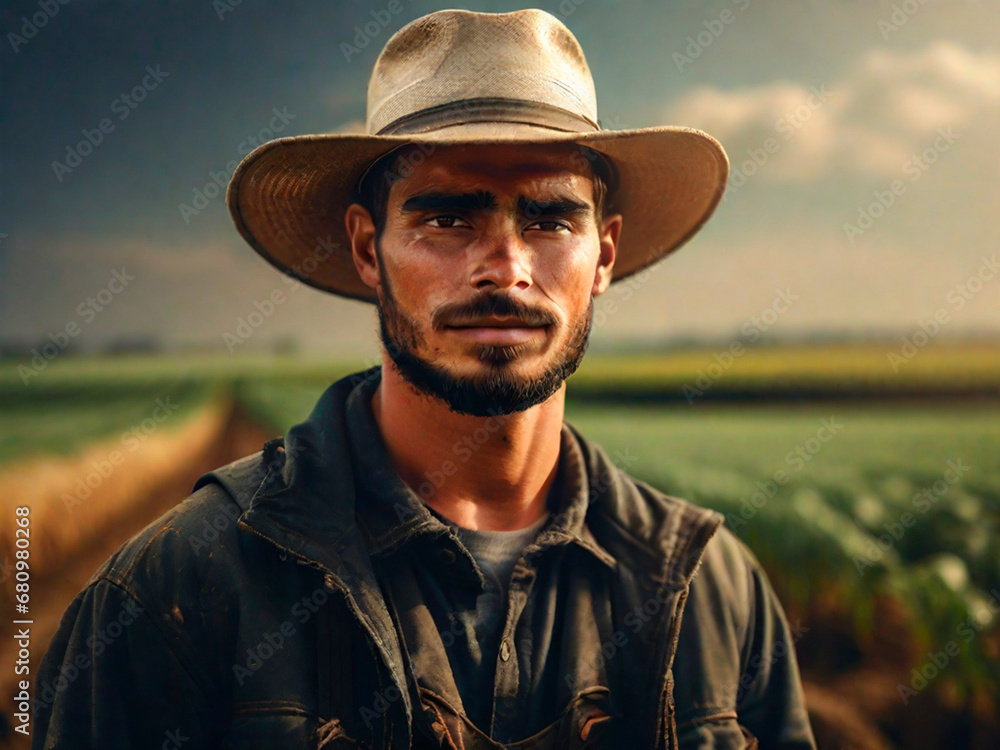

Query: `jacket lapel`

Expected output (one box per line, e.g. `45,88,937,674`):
236,368,415,748
563,421,725,748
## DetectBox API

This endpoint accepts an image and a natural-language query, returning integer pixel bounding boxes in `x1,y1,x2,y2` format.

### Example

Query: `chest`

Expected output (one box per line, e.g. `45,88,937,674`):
365,543,687,749
221,533,692,749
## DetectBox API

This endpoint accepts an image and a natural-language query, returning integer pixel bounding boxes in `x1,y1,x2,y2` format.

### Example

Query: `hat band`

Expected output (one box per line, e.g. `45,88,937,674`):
373,97,601,136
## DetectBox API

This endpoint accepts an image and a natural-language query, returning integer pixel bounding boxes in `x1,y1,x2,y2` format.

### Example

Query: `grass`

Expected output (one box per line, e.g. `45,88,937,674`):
0,353,362,464
0,376,219,464
568,342,1000,397
564,400,1000,701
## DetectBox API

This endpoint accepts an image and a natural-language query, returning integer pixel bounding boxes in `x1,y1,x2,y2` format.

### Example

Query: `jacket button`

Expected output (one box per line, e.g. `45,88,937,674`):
499,639,511,661
439,548,457,565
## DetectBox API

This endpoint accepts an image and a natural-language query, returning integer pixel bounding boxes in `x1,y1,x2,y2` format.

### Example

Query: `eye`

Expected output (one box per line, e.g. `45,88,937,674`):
426,215,471,229
527,220,570,233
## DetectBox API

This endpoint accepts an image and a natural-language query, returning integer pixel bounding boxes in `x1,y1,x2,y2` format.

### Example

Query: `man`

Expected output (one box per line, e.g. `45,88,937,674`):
33,9,816,749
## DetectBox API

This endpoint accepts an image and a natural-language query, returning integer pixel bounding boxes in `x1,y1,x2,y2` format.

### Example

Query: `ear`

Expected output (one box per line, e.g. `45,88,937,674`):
592,212,621,296
345,203,379,290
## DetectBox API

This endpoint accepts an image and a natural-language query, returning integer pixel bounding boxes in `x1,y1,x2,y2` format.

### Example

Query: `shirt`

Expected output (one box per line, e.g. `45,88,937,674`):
435,509,551,732
344,369,620,743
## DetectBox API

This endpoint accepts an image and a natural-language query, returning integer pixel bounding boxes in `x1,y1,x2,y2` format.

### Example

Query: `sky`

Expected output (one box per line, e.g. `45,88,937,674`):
1,0,998,359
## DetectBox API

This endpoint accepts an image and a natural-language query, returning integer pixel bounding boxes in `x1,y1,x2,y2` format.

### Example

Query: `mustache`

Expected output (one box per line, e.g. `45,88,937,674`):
435,292,556,329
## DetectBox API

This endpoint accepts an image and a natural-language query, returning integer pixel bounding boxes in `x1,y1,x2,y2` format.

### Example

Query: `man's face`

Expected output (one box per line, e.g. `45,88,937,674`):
352,141,620,417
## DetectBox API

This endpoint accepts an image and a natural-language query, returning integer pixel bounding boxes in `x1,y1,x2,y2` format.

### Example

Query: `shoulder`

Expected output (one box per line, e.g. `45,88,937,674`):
93,477,244,592
672,523,798,709
74,448,276,650
91,441,284,587
688,524,793,653
683,524,760,649
669,524,755,720
673,528,816,747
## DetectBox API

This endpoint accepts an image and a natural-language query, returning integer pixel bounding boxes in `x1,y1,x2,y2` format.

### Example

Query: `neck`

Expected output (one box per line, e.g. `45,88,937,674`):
370,356,564,531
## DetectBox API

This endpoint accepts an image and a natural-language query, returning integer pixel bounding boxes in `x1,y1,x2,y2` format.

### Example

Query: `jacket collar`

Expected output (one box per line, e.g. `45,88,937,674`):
342,365,617,570
239,364,724,592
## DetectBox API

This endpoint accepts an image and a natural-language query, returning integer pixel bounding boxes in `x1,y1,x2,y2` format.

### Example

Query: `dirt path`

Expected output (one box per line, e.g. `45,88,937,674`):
0,398,274,747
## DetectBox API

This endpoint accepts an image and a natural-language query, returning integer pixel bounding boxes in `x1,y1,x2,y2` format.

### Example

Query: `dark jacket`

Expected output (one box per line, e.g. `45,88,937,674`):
32,367,816,749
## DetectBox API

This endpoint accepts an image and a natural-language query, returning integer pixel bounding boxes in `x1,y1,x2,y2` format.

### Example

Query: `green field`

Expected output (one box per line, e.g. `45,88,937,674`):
5,342,998,461
567,402,1000,685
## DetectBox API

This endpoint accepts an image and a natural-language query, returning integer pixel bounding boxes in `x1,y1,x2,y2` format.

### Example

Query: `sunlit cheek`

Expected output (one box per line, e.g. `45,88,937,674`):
405,235,469,280
536,239,599,301
385,236,441,298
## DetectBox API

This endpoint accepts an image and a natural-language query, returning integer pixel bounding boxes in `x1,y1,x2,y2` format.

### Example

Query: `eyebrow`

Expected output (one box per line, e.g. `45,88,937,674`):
399,190,592,218
400,190,498,213
516,195,591,218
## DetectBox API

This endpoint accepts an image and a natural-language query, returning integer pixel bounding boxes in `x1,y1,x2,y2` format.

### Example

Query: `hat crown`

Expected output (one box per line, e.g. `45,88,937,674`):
367,9,599,136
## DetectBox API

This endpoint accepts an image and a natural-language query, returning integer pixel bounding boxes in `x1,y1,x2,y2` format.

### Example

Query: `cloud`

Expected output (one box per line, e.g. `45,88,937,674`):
668,81,838,180
666,40,1000,182
863,41,1000,101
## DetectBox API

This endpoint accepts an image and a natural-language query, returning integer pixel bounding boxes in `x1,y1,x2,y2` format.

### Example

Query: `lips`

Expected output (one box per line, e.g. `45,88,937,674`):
447,316,545,329
446,318,549,345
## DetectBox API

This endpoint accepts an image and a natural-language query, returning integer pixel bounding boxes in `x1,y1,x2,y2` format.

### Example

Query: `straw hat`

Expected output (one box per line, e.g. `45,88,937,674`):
226,8,729,303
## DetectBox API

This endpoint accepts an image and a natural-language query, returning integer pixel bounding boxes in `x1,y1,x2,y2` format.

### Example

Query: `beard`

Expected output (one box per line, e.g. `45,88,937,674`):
374,264,594,418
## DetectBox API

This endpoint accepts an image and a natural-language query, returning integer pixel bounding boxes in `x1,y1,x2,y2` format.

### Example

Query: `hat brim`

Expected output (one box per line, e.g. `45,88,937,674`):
225,123,729,303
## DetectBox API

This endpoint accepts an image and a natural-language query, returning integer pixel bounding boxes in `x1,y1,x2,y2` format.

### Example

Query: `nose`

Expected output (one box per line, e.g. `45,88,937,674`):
468,223,533,292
